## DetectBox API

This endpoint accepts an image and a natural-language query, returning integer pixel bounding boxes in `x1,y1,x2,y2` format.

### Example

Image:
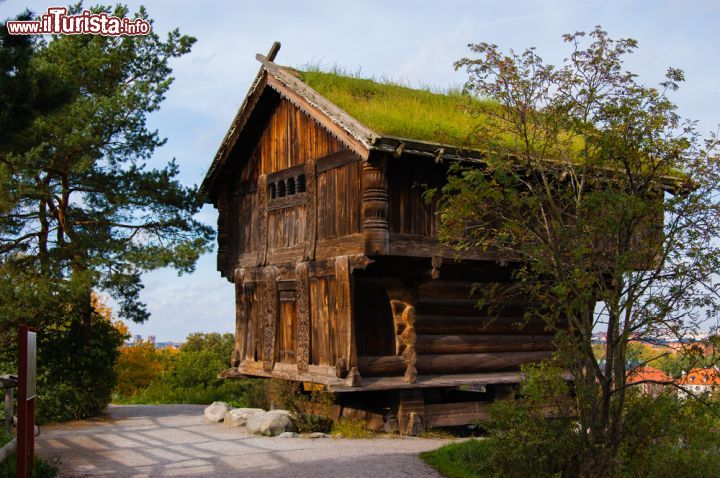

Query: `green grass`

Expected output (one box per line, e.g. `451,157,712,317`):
112,381,250,408
294,68,499,148
420,439,495,478
330,417,372,439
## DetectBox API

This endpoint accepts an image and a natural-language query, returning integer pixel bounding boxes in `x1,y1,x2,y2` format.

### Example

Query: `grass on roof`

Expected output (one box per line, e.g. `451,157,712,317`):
289,67,684,181
293,67,498,148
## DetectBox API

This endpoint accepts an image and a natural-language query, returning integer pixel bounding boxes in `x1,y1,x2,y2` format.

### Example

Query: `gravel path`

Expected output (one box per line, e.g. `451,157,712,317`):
36,404,451,477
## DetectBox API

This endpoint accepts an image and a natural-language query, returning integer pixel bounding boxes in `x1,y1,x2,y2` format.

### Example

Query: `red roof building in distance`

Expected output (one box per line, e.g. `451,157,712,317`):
626,366,672,397
677,367,720,398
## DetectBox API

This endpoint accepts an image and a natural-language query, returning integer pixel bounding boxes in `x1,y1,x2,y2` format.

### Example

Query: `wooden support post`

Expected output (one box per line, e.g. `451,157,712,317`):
362,156,389,255
256,174,269,266
295,262,310,372
231,268,246,367
303,159,317,261
397,389,425,436
17,326,36,478
262,266,278,371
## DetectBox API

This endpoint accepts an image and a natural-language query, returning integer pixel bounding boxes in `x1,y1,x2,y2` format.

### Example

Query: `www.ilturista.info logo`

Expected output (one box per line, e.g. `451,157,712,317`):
6,7,151,36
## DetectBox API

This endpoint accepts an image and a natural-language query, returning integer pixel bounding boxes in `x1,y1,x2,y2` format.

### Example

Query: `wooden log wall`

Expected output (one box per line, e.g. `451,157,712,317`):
354,269,557,379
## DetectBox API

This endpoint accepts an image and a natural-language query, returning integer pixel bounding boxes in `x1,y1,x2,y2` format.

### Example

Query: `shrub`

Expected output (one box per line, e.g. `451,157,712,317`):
420,439,494,478
114,342,171,397
113,331,261,408
0,313,125,424
267,379,335,433
422,363,720,478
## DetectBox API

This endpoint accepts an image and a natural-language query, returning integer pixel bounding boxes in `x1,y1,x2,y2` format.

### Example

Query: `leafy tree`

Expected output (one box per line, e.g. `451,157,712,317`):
0,4,212,329
0,4,211,420
114,341,171,397
439,27,720,474
182,332,235,360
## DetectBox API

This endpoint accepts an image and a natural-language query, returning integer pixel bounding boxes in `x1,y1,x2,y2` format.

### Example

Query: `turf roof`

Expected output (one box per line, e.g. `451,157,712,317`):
291,68,497,149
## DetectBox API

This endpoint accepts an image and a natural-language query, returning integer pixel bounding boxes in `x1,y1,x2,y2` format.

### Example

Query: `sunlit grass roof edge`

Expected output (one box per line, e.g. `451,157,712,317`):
289,67,496,148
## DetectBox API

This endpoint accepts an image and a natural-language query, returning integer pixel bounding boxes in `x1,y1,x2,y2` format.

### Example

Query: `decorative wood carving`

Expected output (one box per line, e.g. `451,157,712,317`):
362,156,389,255
257,174,268,267
387,288,419,383
232,268,246,367
304,159,317,261
295,262,310,372
216,190,229,273
263,266,278,371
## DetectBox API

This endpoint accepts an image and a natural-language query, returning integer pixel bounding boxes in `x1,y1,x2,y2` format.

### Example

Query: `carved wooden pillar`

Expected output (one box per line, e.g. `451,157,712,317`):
362,156,389,255
231,268,246,367
304,159,317,261
262,266,278,371
216,189,229,273
387,288,418,384
295,262,310,372
256,174,268,266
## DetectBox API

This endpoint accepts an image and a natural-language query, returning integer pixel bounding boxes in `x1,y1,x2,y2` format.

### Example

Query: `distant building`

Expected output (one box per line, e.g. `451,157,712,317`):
147,335,156,345
678,367,720,398
626,366,671,397
155,341,182,350
133,334,142,344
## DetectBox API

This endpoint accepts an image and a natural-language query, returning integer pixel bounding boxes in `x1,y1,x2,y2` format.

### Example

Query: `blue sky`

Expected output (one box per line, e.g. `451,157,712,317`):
2,0,720,341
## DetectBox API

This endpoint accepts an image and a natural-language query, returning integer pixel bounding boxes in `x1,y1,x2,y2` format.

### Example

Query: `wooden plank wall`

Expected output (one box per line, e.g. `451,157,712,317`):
243,282,264,363
317,160,363,241
387,157,443,236
254,94,345,175
238,262,353,373
309,275,338,366
267,205,306,250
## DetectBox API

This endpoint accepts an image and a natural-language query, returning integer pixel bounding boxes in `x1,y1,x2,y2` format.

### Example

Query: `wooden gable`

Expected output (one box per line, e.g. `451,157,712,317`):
216,84,365,279
246,90,347,177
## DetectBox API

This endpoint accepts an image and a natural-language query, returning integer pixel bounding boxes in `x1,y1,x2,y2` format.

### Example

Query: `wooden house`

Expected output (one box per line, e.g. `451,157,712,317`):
200,44,566,432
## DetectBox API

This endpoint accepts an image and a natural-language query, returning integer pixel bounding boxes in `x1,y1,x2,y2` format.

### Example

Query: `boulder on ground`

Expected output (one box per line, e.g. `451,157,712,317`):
308,432,330,439
224,408,265,427
278,432,298,438
204,402,231,422
247,410,297,436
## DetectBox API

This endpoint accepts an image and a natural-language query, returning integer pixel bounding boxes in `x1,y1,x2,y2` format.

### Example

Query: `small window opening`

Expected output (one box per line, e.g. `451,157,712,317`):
297,174,306,193
287,177,296,195
278,179,287,197
269,183,277,199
